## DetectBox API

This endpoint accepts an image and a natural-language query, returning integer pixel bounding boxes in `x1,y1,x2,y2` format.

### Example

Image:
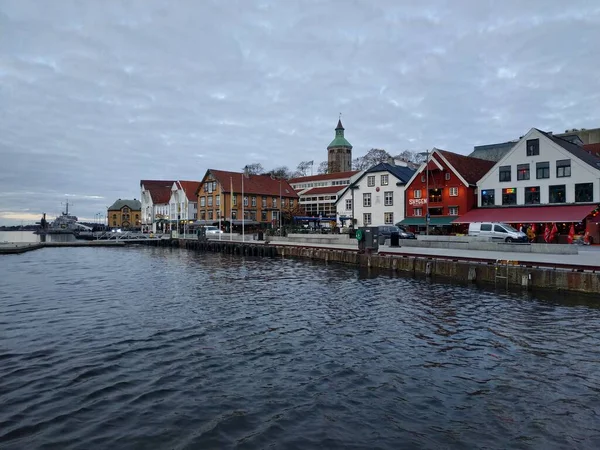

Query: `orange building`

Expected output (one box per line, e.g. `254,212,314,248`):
196,169,300,229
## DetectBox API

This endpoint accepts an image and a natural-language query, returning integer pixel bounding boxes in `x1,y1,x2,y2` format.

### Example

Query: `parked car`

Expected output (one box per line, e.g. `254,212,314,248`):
203,225,223,235
377,225,416,241
468,222,527,242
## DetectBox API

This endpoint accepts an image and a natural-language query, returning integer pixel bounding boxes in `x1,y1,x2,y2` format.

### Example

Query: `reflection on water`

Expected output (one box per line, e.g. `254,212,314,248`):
0,246,599,449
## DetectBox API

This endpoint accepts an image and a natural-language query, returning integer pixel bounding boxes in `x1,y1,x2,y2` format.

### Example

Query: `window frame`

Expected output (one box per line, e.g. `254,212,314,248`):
526,139,540,156
363,193,372,207
499,166,511,182
363,213,372,225
449,187,458,197
384,191,393,206
536,162,550,179
367,176,375,187
384,212,394,224
517,163,530,181
556,159,571,178
524,186,540,205
381,174,389,186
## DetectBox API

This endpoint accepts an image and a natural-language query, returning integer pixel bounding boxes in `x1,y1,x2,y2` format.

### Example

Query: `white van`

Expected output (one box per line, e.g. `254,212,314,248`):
468,222,528,243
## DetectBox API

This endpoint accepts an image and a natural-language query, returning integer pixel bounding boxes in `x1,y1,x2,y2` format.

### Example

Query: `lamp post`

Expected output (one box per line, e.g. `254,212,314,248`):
418,149,431,235
279,178,282,231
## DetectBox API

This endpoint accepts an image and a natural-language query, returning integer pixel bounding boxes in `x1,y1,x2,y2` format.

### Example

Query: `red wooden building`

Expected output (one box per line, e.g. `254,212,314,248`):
399,149,495,233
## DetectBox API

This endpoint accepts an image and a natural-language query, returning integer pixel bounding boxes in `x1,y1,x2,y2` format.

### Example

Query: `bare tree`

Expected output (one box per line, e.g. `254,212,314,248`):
243,163,264,175
317,161,329,174
265,166,292,179
294,161,314,177
352,148,393,170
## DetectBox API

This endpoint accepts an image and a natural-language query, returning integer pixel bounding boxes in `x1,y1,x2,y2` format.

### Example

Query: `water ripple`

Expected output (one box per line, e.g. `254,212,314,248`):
1,247,600,449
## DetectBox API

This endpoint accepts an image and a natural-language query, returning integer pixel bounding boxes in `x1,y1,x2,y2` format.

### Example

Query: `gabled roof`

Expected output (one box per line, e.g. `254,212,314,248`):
140,180,175,204
108,199,141,211
537,129,600,170
435,150,496,185
334,163,416,205
204,170,299,198
289,170,359,184
301,186,345,195
177,180,202,201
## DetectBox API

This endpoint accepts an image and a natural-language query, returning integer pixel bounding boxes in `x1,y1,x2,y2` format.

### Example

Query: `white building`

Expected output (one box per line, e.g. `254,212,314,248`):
335,161,416,227
455,128,600,226
289,170,361,221
168,181,201,231
140,180,175,233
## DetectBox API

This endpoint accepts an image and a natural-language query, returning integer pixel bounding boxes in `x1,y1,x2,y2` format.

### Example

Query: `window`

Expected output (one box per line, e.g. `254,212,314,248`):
384,212,394,224
384,191,393,206
556,159,571,178
414,189,422,199
345,199,352,211
575,183,594,203
207,196,213,207
524,186,540,205
381,175,389,186
449,187,458,196
112,214,117,219
448,206,458,216
421,175,426,182
200,197,206,207
445,172,451,181
261,211,267,221
363,193,371,207
231,210,237,219
526,139,539,156
480,224,492,231
251,196,256,207
367,176,375,187
536,162,549,179
212,181,217,191
200,211,206,220
502,188,517,205
262,198,266,208
272,211,279,221
208,210,213,220
494,225,507,233
517,164,530,181
272,197,277,208
232,195,237,206
429,188,442,203
216,196,220,206
499,166,511,182
113,221,117,226
243,196,248,207
481,189,495,206
363,213,372,225
123,207,130,214
549,185,566,203
290,199,295,208
414,208,423,217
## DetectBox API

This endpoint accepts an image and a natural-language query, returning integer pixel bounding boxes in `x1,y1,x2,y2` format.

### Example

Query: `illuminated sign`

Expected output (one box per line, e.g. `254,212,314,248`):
503,188,515,194
409,198,428,206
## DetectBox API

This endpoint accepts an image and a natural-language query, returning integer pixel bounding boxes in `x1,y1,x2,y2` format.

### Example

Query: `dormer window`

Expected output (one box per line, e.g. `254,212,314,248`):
526,139,539,156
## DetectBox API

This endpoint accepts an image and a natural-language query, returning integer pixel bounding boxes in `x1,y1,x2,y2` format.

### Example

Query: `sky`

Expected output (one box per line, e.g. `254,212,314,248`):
1,0,599,225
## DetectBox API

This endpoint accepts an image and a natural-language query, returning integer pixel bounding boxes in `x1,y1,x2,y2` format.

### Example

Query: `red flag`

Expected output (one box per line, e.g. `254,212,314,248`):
531,223,536,234
567,224,575,244
550,223,558,243
544,224,551,243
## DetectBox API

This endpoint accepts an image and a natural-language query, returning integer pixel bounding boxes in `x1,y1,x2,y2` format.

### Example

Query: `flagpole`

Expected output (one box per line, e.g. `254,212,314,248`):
242,168,245,242
218,191,222,241
230,176,233,242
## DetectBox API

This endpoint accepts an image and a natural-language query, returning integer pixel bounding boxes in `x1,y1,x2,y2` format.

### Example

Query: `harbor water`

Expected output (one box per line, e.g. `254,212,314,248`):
1,246,599,449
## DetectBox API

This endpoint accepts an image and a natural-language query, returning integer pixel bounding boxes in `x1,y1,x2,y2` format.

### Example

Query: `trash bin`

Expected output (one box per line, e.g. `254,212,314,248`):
390,231,400,247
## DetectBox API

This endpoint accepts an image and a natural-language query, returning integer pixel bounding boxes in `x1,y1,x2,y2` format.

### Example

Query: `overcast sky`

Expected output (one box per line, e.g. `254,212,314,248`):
1,0,599,224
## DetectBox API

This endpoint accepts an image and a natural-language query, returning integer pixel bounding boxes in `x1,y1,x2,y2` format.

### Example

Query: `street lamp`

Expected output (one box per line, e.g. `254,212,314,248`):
350,184,359,229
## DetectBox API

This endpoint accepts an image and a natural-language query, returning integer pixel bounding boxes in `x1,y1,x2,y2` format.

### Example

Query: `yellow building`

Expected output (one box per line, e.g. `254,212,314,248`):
196,169,301,229
107,199,142,229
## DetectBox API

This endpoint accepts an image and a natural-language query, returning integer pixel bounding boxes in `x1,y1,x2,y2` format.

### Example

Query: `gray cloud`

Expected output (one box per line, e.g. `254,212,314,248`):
1,0,599,224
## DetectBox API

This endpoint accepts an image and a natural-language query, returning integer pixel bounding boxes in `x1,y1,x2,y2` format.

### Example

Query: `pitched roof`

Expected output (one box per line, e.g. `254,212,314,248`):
436,149,496,185
207,170,299,198
140,180,175,204
537,129,600,170
365,162,416,183
107,199,141,211
289,170,359,184
177,180,202,201
583,143,600,158
301,186,346,195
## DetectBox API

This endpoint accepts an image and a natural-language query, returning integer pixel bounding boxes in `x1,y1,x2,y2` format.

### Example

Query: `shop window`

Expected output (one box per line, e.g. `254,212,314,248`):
524,186,540,205
575,183,594,203
481,189,495,206
549,185,566,203
502,188,517,205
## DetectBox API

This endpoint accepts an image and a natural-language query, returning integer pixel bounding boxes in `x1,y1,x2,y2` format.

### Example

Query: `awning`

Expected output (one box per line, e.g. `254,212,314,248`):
452,204,598,224
398,216,456,226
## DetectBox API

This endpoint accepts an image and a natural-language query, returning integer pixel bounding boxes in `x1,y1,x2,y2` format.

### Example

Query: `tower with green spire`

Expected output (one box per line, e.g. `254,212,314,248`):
327,118,353,173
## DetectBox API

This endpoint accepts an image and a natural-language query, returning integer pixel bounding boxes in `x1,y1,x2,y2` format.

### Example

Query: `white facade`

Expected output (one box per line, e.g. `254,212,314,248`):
337,168,410,227
140,187,154,230
477,128,600,207
168,182,197,224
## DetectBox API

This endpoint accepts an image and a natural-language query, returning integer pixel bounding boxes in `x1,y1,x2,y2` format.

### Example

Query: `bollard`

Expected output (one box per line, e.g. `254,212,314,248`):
468,266,477,282
425,261,433,277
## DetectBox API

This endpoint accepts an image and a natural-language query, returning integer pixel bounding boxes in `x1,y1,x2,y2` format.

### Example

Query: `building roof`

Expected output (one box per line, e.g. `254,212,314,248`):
301,186,346,195
289,170,359,184
107,199,141,211
469,141,517,162
436,149,496,185
140,180,175,204
177,180,202,201
537,129,600,170
206,170,299,198
584,143,600,157
327,119,352,149
365,162,416,183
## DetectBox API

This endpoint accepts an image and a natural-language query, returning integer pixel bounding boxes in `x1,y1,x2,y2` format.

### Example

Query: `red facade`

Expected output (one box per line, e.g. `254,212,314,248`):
404,150,495,229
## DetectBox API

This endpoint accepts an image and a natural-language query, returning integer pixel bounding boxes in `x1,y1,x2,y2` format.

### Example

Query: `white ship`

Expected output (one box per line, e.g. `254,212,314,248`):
35,202,92,235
